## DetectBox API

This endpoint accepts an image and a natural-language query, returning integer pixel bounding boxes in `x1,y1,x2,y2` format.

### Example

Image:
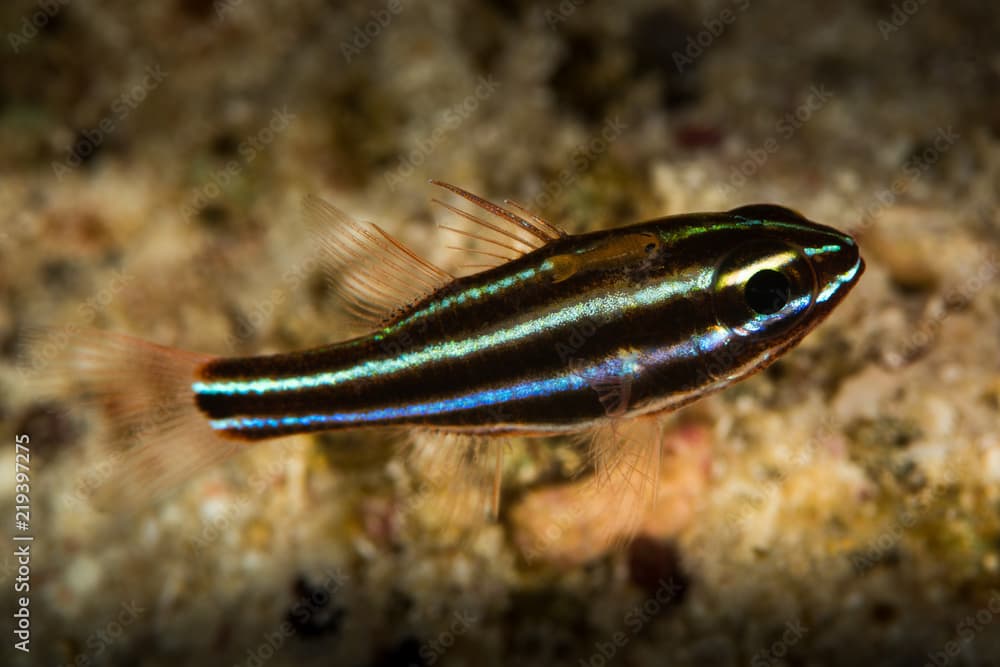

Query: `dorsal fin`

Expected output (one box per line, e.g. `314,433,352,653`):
429,180,566,271
305,195,453,332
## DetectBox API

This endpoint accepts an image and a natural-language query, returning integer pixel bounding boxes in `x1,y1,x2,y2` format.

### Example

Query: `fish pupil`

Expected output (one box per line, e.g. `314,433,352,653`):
744,269,791,315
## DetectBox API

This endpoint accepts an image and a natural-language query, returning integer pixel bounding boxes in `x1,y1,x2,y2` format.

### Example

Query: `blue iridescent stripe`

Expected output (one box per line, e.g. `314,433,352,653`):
193,268,713,397
210,325,740,433
374,263,548,339
804,243,843,257
210,368,593,431
816,259,862,304
646,325,729,364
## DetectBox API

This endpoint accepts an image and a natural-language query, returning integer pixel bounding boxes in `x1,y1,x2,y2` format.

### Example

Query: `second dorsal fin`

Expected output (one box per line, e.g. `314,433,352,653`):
304,195,454,332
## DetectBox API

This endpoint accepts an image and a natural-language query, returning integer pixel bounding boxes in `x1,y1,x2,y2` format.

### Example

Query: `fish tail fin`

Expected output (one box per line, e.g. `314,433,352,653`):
21,328,244,513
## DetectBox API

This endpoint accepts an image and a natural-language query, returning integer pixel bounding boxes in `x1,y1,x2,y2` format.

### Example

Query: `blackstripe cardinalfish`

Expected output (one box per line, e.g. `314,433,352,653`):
37,181,863,514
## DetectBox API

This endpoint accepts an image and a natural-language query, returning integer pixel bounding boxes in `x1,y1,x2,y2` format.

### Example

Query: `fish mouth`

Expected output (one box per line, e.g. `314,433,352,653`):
811,253,864,310
801,227,863,299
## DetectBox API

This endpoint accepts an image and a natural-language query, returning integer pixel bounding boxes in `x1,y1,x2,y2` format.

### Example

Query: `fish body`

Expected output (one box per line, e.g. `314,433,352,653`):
41,184,863,509
194,201,863,440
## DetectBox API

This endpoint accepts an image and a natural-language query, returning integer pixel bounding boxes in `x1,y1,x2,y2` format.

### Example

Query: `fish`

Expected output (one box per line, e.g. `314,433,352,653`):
36,182,864,516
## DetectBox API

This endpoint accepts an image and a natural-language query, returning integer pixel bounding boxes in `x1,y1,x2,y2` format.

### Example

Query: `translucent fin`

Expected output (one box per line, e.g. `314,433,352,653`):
584,416,666,540
430,180,566,269
304,195,454,332
22,329,244,513
507,418,665,565
574,362,635,418
512,418,662,565
405,430,509,537
511,421,711,566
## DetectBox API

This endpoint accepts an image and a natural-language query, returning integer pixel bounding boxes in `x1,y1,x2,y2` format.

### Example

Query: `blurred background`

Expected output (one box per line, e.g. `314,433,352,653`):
1,0,999,665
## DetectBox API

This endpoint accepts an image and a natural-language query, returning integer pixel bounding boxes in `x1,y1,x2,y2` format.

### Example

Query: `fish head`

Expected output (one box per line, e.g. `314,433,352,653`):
709,204,864,347
632,203,865,392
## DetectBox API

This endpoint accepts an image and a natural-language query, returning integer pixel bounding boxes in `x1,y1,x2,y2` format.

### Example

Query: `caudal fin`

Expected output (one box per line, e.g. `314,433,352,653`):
22,329,244,512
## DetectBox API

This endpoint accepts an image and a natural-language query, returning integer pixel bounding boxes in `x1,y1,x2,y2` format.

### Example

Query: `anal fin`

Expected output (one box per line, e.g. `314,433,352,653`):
405,430,510,539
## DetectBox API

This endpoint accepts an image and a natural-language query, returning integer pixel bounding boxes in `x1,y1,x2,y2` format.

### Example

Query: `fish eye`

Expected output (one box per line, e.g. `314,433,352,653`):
711,241,817,338
744,269,791,315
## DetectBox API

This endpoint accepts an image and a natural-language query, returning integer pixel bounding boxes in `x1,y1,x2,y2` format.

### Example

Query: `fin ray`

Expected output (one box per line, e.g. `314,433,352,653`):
430,181,566,271
22,329,244,514
510,418,664,562
305,195,453,332
430,180,565,244
433,199,540,251
407,430,509,527
438,223,528,256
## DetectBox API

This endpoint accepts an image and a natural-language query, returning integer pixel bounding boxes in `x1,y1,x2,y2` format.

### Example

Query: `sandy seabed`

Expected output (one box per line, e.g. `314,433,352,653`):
1,1,999,665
